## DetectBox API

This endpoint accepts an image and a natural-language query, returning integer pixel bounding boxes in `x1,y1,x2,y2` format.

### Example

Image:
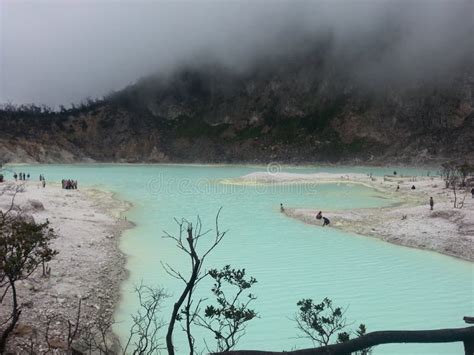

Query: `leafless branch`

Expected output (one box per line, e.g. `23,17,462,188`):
164,208,227,355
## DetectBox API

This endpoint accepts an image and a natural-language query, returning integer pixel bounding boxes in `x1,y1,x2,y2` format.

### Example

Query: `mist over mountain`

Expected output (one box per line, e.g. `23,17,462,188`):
0,0,473,164
2,0,473,106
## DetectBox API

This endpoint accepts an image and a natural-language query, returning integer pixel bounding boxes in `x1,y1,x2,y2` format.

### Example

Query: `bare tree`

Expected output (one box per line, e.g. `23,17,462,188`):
121,283,169,355
80,309,113,355
440,161,459,189
452,162,473,209
42,283,168,355
457,162,474,187
162,208,227,355
455,189,469,209
44,299,83,352
439,162,470,208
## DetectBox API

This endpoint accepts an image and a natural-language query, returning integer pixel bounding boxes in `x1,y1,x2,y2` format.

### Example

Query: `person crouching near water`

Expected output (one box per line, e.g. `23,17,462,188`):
322,216,330,227
316,211,322,220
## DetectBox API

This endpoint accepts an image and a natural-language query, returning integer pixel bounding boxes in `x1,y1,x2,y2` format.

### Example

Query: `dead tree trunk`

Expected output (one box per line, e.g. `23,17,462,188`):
0,280,21,353
164,210,227,355
216,325,474,355
165,226,200,355
464,318,474,355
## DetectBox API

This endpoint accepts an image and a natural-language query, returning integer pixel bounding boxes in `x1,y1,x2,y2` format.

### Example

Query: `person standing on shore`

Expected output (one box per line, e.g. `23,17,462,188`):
430,197,434,210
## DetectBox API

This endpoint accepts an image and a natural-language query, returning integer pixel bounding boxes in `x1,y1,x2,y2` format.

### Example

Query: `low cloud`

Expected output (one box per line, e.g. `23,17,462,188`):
1,0,472,106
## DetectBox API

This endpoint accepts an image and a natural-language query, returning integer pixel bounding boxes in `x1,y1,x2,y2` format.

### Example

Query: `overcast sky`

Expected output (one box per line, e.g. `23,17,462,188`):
1,0,473,107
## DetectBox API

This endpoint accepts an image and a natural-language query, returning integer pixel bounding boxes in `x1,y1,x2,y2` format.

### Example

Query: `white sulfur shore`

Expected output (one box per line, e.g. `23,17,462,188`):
229,172,474,262
0,181,133,352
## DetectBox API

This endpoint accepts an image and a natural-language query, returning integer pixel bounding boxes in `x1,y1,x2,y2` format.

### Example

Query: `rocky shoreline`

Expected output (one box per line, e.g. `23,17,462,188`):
0,142,461,168
0,181,133,353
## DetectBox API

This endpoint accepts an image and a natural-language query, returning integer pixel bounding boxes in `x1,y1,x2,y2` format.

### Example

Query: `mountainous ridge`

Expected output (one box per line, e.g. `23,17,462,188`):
1,50,473,165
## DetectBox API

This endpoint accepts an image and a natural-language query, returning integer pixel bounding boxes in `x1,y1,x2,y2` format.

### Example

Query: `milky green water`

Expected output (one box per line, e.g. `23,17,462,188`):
5,164,473,354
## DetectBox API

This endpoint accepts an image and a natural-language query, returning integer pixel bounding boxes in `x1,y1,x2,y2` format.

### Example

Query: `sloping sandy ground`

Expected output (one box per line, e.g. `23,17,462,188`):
231,172,474,262
0,181,132,353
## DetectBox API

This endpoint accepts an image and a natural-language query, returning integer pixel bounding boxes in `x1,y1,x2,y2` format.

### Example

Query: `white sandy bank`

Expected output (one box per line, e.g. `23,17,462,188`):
230,172,474,261
0,181,132,352
226,171,369,185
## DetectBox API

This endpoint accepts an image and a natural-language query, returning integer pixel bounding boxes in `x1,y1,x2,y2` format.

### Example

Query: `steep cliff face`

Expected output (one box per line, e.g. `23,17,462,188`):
1,54,473,164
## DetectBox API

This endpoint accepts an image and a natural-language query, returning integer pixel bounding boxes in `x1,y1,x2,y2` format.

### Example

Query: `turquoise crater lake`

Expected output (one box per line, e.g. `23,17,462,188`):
9,164,474,354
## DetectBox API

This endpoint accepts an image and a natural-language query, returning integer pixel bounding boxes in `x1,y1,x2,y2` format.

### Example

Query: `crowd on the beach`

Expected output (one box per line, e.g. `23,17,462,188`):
0,172,47,187
0,171,80,190
62,179,78,190
14,172,30,181
0,171,33,182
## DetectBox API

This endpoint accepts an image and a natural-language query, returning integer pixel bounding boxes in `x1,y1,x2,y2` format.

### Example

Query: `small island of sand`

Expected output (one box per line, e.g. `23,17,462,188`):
228,171,474,262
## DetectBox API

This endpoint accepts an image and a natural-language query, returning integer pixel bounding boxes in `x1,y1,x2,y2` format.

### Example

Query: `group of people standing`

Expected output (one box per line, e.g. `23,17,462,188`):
0,172,46,187
62,179,78,190
13,172,30,181
0,171,79,190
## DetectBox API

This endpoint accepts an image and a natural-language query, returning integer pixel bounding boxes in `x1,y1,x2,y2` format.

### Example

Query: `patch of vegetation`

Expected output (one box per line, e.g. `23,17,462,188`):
295,297,370,353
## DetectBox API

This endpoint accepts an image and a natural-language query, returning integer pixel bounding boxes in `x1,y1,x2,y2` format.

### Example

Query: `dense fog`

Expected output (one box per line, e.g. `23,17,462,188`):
1,0,473,106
